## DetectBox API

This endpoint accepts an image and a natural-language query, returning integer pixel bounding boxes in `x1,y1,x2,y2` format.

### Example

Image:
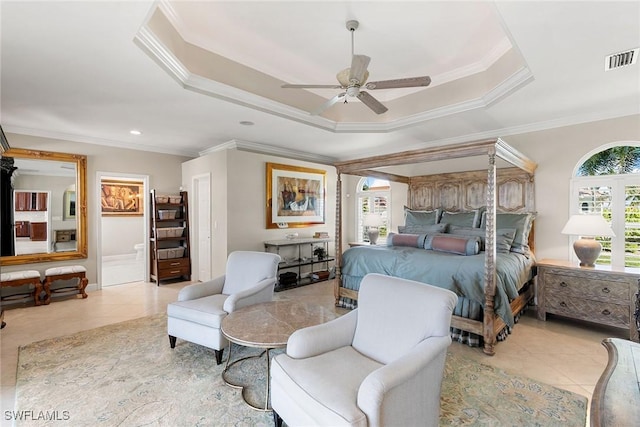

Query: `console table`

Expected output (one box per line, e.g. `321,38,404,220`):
264,238,334,290
591,338,640,426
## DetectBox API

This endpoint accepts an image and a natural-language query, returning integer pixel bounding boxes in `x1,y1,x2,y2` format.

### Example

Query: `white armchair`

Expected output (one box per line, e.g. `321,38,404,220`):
167,251,281,364
270,273,458,427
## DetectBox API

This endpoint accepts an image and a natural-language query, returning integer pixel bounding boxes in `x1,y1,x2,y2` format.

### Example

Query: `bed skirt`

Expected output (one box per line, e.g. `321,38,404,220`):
338,276,529,347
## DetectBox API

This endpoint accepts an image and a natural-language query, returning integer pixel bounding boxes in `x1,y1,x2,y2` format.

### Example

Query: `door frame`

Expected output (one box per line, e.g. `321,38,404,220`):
95,171,149,289
192,173,212,282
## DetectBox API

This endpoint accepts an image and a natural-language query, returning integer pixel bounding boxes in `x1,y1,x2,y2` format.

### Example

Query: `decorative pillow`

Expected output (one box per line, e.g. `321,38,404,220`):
424,234,481,256
398,223,449,234
480,212,536,256
386,232,428,248
448,225,517,253
404,207,441,226
440,210,481,228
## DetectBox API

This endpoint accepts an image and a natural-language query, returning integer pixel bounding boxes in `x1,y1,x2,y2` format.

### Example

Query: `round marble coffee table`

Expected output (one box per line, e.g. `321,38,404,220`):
221,300,337,411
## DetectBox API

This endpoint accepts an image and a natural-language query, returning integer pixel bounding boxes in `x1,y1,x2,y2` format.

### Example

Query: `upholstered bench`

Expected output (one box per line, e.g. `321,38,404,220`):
1,270,43,306
43,265,88,304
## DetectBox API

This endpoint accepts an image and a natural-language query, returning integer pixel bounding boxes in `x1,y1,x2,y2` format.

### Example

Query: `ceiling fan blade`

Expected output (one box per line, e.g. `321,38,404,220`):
311,92,346,115
365,76,431,90
357,91,388,114
282,84,343,89
348,55,371,84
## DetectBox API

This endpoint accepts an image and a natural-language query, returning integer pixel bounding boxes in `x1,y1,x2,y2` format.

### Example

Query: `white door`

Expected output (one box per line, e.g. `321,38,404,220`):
194,174,212,281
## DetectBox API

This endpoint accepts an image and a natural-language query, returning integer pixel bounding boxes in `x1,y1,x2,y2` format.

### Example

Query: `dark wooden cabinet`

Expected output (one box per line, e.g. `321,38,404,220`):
15,192,29,211
36,192,47,211
149,190,191,284
15,221,30,237
30,222,47,241
15,191,48,211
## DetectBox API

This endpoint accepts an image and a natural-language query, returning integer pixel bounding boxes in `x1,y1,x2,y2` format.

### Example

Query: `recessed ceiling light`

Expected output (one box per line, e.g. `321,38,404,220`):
129,130,142,135
239,121,254,126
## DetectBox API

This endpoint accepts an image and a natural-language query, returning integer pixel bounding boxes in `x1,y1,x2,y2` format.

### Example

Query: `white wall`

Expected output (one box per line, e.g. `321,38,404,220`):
182,148,337,279
227,149,336,253
2,133,192,283
339,114,640,262
101,217,144,257
5,114,638,282
504,114,639,260
181,150,228,280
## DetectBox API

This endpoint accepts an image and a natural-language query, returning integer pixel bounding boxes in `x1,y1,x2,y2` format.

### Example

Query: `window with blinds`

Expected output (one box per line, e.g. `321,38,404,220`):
573,146,640,267
356,177,390,244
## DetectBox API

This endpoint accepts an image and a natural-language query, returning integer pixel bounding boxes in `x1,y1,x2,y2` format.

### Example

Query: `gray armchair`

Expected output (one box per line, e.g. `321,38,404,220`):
271,273,458,427
167,250,281,364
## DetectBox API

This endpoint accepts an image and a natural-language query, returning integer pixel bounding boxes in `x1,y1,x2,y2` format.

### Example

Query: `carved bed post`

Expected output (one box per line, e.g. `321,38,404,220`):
334,171,343,306
483,149,497,355
635,278,640,337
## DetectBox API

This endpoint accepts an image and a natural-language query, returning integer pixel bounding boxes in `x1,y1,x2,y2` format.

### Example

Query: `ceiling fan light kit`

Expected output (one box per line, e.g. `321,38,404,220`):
282,20,431,115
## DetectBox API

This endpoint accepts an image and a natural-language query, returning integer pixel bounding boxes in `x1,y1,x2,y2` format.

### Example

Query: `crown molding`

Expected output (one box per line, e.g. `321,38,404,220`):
200,139,337,165
482,66,534,106
134,18,535,135
432,38,513,87
335,108,640,162
136,29,521,135
3,126,199,158
6,109,636,164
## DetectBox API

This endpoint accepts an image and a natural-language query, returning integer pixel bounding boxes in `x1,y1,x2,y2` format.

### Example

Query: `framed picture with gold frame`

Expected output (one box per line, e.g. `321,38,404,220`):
101,179,143,216
266,162,326,229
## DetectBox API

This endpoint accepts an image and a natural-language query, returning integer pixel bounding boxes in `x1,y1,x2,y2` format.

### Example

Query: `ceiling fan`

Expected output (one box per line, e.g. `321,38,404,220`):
281,20,431,115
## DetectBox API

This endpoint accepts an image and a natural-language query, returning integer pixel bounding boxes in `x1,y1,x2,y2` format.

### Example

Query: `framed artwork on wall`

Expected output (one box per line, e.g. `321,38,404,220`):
101,179,143,216
266,162,326,229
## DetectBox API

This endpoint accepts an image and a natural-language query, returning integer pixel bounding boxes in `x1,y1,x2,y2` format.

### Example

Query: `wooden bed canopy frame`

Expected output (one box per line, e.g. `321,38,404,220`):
333,138,538,355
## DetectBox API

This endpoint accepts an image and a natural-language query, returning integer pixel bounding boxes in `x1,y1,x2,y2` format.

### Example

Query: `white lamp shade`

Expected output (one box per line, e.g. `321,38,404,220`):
363,213,383,227
561,214,615,237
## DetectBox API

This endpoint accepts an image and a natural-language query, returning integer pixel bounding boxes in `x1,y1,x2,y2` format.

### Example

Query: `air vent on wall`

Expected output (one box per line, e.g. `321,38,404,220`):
605,48,639,70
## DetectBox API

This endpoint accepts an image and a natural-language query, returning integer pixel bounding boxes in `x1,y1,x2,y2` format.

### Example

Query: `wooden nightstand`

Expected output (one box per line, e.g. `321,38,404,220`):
536,259,640,342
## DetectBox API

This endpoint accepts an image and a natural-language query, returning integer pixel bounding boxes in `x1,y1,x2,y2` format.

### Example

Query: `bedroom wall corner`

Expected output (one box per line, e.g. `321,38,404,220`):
182,151,229,279
504,114,640,261
224,149,337,258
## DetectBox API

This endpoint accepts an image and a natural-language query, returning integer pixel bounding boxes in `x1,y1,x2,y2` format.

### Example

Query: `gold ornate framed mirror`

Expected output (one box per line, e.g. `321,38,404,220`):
1,148,87,265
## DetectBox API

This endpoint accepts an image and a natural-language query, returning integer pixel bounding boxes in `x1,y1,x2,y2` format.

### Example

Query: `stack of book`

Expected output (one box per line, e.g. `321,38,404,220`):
313,232,330,239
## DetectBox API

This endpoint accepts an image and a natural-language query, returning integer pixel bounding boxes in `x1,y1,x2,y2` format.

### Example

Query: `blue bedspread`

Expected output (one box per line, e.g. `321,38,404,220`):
340,246,535,327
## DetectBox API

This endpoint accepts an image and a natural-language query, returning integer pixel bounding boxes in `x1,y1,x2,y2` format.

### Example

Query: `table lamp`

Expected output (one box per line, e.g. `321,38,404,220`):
561,214,615,267
363,213,383,245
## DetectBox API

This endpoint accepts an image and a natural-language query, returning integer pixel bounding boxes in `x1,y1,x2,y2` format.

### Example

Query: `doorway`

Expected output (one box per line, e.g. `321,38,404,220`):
96,172,149,288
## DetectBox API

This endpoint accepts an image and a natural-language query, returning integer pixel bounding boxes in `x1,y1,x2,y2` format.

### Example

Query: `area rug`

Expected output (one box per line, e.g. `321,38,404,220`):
14,314,587,426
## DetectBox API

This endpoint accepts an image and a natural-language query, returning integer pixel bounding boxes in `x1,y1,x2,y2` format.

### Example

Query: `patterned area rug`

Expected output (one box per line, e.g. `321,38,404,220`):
14,314,587,426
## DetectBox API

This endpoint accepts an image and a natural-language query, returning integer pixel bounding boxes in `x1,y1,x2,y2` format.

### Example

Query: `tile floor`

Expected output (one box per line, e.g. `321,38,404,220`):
0,279,627,426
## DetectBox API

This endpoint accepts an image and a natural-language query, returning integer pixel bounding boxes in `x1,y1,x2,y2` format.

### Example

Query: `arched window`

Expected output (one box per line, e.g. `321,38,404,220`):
356,177,391,244
570,145,640,267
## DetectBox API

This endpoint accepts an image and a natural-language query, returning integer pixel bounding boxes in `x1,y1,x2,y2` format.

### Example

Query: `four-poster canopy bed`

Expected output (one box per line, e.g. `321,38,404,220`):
333,138,538,355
